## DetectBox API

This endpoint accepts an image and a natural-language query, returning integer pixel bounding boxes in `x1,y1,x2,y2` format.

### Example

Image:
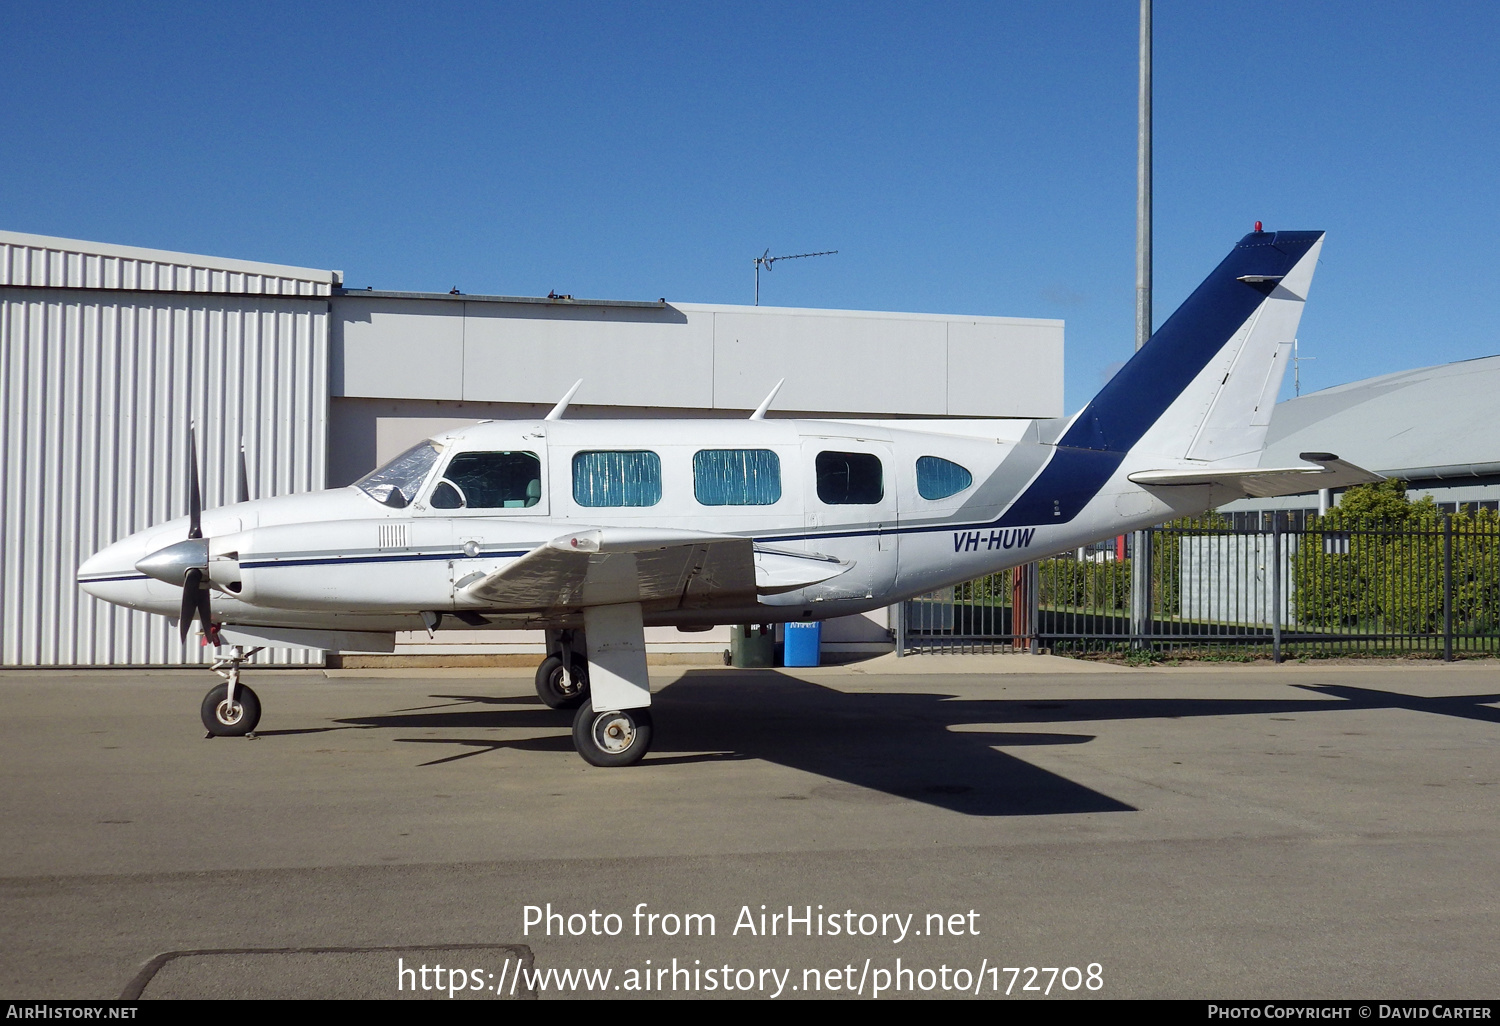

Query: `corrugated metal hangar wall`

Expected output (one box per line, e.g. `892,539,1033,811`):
0,231,335,665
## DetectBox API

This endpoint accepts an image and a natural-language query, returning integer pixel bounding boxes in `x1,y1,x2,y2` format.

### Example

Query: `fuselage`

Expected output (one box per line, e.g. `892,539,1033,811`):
77,413,1205,637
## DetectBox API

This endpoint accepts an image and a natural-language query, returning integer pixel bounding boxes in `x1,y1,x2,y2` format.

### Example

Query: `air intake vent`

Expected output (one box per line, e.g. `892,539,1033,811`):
378,524,407,550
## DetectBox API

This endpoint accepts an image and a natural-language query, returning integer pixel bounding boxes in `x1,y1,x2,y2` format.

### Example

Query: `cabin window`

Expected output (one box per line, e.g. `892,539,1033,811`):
355,441,442,509
916,455,973,500
816,450,884,505
430,451,542,509
572,450,662,507
693,449,781,506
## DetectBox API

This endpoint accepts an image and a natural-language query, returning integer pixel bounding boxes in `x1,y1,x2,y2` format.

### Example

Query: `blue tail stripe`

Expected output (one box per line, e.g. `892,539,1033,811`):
1061,229,1323,454
994,446,1125,527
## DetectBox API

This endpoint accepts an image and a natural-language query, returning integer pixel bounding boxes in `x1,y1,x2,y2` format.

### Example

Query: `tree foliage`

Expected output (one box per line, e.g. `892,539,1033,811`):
1294,481,1499,635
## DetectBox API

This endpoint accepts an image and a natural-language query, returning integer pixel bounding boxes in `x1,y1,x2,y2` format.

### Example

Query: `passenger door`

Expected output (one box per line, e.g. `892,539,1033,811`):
801,437,898,602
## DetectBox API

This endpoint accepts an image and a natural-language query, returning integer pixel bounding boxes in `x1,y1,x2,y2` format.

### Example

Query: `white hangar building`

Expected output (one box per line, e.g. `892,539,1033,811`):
1220,355,1500,527
0,229,1064,667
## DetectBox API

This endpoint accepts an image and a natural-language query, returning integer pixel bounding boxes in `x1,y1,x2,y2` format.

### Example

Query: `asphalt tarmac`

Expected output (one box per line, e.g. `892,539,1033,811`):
1,657,1497,1000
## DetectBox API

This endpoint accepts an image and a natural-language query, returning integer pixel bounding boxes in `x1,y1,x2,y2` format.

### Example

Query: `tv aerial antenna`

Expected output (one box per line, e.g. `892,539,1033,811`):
1293,337,1314,396
754,248,837,306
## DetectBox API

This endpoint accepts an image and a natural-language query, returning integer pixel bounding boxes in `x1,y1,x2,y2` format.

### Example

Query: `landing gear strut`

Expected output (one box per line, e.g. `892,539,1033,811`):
535,629,589,710
202,645,263,737
567,603,654,767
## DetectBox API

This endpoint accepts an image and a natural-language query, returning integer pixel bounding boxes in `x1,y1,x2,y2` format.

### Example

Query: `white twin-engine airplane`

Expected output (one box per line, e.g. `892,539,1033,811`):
79,227,1377,766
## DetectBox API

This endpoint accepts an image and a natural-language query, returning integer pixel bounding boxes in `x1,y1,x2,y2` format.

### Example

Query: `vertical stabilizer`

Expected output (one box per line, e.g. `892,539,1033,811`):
1066,229,1324,458
992,229,1325,527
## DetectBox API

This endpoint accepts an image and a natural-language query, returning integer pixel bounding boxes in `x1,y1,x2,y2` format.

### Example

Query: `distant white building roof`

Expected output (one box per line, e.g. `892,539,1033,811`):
1261,355,1500,481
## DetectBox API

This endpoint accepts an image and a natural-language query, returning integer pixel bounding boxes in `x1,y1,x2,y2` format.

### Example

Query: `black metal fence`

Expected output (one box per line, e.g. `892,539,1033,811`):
898,514,1500,659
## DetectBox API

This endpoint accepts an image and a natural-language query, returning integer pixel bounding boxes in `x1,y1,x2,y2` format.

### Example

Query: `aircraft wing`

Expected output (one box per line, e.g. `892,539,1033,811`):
1129,452,1382,500
460,529,853,611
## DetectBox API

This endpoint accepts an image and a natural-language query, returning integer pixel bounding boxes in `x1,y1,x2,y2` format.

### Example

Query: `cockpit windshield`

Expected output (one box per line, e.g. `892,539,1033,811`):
354,441,442,508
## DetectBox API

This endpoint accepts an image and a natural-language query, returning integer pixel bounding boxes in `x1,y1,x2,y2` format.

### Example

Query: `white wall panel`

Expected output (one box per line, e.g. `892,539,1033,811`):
461,305,713,408
945,320,1064,418
335,299,465,400
712,309,949,415
0,287,328,666
330,295,1061,419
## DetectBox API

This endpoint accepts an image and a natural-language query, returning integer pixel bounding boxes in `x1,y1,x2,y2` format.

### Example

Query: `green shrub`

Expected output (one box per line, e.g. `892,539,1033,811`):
1294,481,1499,635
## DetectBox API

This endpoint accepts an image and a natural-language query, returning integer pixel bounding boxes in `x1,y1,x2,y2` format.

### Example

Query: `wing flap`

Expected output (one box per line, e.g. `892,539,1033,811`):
753,546,854,594
461,528,759,611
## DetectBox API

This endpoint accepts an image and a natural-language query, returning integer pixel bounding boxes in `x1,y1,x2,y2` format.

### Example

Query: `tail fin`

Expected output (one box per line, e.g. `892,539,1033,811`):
994,229,1324,527
1066,228,1325,460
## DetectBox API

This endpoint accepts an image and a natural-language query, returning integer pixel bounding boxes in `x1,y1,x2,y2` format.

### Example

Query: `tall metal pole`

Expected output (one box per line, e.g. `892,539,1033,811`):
1130,0,1154,648
1271,515,1283,663
1136,0,1152,355
1443,514,1454,662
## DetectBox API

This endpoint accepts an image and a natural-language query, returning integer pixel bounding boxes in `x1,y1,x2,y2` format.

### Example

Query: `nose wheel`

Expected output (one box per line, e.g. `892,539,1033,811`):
202,645,263,737
535,652,590,710
202,681,260,736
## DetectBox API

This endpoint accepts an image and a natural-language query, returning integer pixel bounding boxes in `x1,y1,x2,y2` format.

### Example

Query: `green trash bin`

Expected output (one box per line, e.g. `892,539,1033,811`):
729,624,775,667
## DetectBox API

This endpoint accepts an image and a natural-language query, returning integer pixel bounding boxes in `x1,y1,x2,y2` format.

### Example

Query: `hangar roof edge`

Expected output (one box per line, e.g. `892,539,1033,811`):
333,288,1062,325
334,287,666,309
0,228,338,287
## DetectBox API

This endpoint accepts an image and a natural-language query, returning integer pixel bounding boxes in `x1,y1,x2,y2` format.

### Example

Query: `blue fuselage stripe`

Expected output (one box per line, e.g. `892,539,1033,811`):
240,549,531,570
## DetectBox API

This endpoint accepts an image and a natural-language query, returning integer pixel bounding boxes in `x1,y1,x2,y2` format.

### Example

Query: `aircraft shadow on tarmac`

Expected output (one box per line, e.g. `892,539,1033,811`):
332,675,1500,818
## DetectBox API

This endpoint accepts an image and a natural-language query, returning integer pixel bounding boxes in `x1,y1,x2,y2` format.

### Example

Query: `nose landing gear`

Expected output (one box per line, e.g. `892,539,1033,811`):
202,645,264,737
535,629,590,710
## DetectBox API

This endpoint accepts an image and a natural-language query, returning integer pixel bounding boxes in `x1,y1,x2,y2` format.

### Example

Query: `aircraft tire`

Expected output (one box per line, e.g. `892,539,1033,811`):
572,701,652,767
535,655,589,710
200,683,261,736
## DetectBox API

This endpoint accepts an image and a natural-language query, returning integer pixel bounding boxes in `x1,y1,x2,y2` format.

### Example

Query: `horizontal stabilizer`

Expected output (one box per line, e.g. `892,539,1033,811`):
1129,453,1382,500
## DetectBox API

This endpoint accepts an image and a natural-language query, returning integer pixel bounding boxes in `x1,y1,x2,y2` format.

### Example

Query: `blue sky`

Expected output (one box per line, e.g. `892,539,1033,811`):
3,2,1496,412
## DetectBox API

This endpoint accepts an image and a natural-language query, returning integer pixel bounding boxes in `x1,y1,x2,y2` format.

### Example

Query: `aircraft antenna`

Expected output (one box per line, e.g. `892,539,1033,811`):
546,379,584,421
749,378,785,420
754,249,837,306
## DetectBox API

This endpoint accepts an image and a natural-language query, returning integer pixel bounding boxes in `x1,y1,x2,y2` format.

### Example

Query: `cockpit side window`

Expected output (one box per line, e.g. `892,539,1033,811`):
355,441,443,508
429,451,542,509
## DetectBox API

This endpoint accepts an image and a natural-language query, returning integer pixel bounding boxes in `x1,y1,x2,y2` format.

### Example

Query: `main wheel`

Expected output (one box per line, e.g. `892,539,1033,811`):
535,654,589,710
201,683,261,736
571,701,653,767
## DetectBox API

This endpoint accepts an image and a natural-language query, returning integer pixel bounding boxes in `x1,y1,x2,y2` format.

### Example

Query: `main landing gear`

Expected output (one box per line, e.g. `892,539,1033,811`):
572,702,653,768
541,607,655,767
202,645,264,737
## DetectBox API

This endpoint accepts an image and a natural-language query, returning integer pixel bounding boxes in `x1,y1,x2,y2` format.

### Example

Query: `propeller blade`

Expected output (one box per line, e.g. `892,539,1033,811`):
187,427,203,540
236,443,251,504
195,582,216,646
180,567,203,643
